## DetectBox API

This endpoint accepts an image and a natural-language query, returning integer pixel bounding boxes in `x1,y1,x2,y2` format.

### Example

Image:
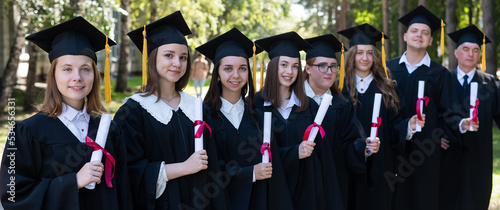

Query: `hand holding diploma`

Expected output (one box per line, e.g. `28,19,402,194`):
77,161,104,189
365,137,380,153
461,118,479,132
85,114,114,189
261,112,272,163
469,82,479,131
416,81,429,132
303,94,332,142
254,163,272,180
298,141,316,159
409,114,426,130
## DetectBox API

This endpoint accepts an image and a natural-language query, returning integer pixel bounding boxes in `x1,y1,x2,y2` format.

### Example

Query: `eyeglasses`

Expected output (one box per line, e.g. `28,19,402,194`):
312,63,339,73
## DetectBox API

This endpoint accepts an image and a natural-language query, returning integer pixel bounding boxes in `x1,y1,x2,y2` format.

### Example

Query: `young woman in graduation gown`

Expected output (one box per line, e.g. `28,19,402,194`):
113,11,224,210
0,17,132,210
338,24,425,210
302,34,373,210
198,28,293,210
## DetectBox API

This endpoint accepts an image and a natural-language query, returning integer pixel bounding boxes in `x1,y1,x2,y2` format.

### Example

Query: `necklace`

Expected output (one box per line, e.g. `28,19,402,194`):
162,93,180,102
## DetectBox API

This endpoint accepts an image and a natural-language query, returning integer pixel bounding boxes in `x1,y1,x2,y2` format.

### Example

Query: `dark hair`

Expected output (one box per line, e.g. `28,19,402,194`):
261,56,309,112
344,45,400,112
304,57,342,97
138,46,192,100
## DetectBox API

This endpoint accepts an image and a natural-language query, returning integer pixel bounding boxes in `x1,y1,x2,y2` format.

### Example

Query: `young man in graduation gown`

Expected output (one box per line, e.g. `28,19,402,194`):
385,5,452,210
440,25,500,210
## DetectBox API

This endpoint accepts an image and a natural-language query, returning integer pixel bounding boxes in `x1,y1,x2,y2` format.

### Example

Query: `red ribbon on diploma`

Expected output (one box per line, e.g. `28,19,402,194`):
416,97,429,120
85,136,115,188
194,120,212,138
302,122,326,141
470,98,479,123
371,117,382,137
260,142,272,163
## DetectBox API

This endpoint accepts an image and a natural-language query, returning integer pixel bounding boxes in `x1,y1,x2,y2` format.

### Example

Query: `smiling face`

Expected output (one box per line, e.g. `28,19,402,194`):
404,23,433,51
277,56,300,88
305,56,338,94
354,45,374,75
155,43,189,85
54,55,94,110
455,42,480,73
218,56,249,99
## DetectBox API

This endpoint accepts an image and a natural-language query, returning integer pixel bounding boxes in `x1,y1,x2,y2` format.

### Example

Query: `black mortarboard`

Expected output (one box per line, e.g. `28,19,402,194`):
196,28,262,65
25,16,116,63
255,31,311,60
398,5,443,33
305,34,345,60
448,24,491,48
127,11,192,56
338,24,389,48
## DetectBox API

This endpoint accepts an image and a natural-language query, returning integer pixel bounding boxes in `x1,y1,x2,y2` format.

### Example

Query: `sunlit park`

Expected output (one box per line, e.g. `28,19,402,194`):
0,0,499,209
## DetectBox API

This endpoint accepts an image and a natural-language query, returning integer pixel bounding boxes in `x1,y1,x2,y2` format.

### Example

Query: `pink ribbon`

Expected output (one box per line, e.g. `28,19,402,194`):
260,142,272,163
194,120,212,138
416,96,430,120
85,136,115,188
470,98,479,123
302,122,326,141
371,117,382,137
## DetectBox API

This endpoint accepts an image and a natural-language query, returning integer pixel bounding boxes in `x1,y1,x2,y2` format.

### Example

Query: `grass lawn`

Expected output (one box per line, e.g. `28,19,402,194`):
1,76,499,209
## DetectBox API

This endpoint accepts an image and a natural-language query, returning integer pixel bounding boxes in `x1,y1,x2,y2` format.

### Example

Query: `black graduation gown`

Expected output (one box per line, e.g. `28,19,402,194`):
387,57,451,210
313,94,366,210
113,96,224,210
440,70,500,210
254,92,330,210
0,112,132,210
207,104,294,210
342,81,410,210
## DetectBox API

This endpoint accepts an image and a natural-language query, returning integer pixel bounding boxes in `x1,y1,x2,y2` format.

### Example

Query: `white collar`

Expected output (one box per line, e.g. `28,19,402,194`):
125,91,197,125
263,90,301,107
59,102,90,122
220,97,244,114
456,66,476,82
304,80,332,105
355,72,374,84
399,51,431,68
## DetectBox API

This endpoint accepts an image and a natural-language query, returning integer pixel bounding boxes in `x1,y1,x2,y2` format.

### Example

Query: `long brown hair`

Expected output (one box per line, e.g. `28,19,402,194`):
261,56,309,112
344,45,400,112
138,46,192,101
40,58,106,118
304,57,342,96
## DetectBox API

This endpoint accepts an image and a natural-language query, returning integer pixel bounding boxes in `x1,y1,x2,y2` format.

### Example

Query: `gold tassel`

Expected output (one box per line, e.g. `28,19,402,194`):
381,32,388,79
338,43,345,91
260,54,264,89
104,36,111,104
252,43,257,91
441,20,445,57
141,26,147,91
482,34,486,72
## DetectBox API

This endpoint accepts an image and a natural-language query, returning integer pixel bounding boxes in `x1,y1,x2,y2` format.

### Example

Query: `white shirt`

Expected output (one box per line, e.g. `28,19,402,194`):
264,90,301,120
220,97,245,129
57,103,90,143
304,80,332,105
355,73,374,94
399,51,431,74
456,67,477,134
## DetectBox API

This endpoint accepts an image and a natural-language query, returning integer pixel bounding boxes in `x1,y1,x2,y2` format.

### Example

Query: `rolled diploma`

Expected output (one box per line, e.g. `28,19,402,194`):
262,112,272,163
85,113,112,189
194,98,203,152
307,94,333,142
416,81,425,132
370,93,382,140
469,82,478,131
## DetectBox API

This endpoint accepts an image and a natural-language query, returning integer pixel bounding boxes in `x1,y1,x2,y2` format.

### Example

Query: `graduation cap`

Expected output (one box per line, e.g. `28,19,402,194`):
448,24,491,71
255,31,312,60
127,11,192,89
196,28,262,65
26,16,116,104
304,34,345,60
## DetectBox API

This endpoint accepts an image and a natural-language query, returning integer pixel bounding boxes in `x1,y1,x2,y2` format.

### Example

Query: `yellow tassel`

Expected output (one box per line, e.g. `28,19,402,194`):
338,44,345,91
482,34,486,72
441,20,445,57
260,54,264,90
252,43,257,91
141,26,147,91
381,32,388,79
104,36,111,104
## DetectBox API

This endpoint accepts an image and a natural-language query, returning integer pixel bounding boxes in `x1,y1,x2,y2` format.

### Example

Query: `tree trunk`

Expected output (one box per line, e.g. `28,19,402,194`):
383,0,390,58
398,0,407,55
327,3,334,33
115,0,131,93
339,0,348,43
23,41,37,112
0,13,30,117
418,0,426,6
468,0,473,24
149,0,157,23
446,0,458,70
334,0,340,32
482,0,496,75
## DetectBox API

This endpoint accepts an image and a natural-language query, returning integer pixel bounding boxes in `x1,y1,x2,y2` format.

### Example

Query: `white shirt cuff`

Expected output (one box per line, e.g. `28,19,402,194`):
156,161,168,199
406,121,416,140
252,168,256,183
459,119,467,134
365,150,372,157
